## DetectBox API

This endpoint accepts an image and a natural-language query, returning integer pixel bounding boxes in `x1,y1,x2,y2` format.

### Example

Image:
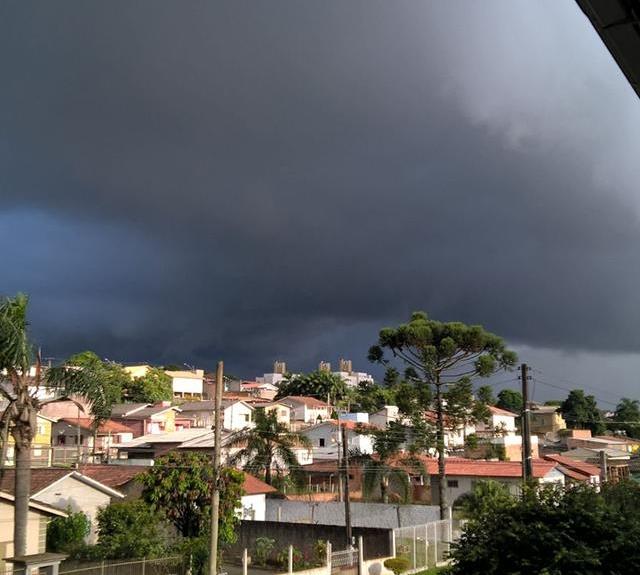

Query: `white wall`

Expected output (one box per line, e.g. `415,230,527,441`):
239,493,266,520
36,476,119,543
224,403,254,431
302,425,373,460
172,376,203,395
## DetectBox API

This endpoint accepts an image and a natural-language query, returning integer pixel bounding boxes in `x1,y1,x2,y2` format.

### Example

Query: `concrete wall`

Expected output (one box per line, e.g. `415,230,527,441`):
231,520,392,560
265,501,440,529
239,493,266,521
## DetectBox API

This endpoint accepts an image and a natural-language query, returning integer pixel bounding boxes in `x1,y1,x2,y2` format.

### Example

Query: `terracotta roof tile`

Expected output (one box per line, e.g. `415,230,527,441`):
280,396,330,408
401,456,557,479
58,418,133,434
243,473,277,495
77,465,149,488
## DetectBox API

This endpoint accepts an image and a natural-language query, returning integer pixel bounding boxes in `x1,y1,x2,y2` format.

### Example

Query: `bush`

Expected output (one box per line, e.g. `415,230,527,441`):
47,509,91,553
253,537,276,566
276,547,304,571
384,557,411,575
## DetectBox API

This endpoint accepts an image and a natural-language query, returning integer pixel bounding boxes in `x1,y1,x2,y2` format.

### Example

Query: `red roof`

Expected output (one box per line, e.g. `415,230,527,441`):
414,457,557,479
77,465,149,488
0,468,71,495
59,418,133,434
488,405,518,417
243,473,277,495
543,454,600,478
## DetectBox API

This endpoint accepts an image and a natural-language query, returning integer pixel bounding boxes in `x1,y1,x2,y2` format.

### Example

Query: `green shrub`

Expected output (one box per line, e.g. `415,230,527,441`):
46,509,90,553
253,537,276,566
384,557,411,575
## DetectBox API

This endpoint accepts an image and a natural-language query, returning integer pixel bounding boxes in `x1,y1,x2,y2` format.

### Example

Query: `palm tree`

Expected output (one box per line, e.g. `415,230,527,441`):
227,409,311,485
0,294,108,555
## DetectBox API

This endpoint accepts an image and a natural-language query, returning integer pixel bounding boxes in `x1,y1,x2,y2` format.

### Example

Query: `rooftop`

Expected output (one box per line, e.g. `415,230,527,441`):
57,417,133,434
279,396,330,408
408,456,558,479
488,405,517,417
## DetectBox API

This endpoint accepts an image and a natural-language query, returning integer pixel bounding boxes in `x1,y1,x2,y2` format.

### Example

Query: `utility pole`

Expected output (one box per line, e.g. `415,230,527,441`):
520,363,533,483
209,361,224,575
341,424,352,547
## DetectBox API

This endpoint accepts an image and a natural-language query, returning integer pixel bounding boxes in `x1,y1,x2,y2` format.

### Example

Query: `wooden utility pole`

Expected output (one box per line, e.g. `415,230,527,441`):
209,361,224,575
520,363,533,483
341,424,352,547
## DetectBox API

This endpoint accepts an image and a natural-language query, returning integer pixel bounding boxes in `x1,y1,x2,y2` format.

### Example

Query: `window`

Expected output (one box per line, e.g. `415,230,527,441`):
447,480,459,488
319,438,326,447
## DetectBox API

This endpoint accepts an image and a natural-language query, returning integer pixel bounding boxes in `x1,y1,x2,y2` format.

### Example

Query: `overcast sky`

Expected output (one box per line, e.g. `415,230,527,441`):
2,1,640,404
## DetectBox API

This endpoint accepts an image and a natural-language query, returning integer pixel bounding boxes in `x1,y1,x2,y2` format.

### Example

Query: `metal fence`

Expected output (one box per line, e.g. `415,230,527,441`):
393,519,465,572
56,557,187,575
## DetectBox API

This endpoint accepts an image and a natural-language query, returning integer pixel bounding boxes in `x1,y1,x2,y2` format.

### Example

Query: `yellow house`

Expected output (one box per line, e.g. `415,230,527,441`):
0,491,67,572
3,414,55,467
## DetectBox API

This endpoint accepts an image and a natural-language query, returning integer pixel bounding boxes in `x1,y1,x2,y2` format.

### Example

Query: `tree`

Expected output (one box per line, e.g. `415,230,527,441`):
443,380,490,442
276,370,347,403
140,450,244,541
351,380,395,413
362,421,415,503
369,311,516,518
476,385,495,406
496,389,523,413
0,294,111,555
455,480,514,521
559,389,606,435
94,500,167,559
125,367,172,403
450,482,640,575
613,398,640,439
47,510,90,553
227,409,311,485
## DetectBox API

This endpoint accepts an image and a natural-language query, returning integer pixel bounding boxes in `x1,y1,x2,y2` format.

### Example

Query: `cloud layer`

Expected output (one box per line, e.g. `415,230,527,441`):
2,1,640,386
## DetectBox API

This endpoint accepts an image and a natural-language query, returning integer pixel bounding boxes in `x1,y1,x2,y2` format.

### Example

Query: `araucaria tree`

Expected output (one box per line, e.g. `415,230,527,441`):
227,409,311,485
0,294,109,555
369,311,516,518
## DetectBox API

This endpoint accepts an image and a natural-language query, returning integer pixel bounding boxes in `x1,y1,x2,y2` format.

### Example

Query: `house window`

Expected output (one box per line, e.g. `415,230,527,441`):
447,480,459,488
319,438,326,447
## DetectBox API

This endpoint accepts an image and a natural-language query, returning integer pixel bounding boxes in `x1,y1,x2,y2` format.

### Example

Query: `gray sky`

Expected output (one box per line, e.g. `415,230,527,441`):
2,1,640,404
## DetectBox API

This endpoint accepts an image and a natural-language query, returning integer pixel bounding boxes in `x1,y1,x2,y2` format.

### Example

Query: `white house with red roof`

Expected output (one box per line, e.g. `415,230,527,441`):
475,405,518,437
543,454,600,486
278,396,332,424
239,474,278,520
415,457,564,506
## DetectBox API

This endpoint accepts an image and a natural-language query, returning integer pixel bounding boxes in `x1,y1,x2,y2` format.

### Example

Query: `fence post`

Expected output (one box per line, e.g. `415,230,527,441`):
242,548,248,575
389,529,396,558
432,523,438,566
100,560,105,575
142,557,146,575
288,545,293,574
412,526,416,571
326,541,332,569
357,536,364,575
447,508,453,542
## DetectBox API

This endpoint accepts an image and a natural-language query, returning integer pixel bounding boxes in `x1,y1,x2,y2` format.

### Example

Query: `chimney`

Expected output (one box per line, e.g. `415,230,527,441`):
274,361,287,374
339,358,352,373
319,361,331,373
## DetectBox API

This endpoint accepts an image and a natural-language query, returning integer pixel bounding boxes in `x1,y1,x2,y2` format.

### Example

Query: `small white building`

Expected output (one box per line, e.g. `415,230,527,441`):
278,396,332,424
475,405,518,437
370,405,402,429
165,369,205,399
301,420,374,460
178,399,255,431
239,474,278,521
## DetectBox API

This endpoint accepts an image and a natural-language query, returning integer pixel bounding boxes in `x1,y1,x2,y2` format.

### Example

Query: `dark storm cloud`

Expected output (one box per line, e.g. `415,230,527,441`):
2,0,640,378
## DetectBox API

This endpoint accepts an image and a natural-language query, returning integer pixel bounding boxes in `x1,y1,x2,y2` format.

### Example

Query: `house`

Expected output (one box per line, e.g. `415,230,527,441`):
543,454,601,485
77,464,150,500
529,405,567,437
488,434,539,462
261,402,292,427
110,402,181,436
0,491,67,572
51,418,134,463
239,474,278,521
369,405,403,429
123,365,205,399
178,429,313,466
413,457,564,506
301,420,374,460
164,369,205,399
562,447,631,483
113,428,213,465
1,409,56,468
178,399,255,431
475,406,517,437
240,381,278,401
296,459,364,496
424,411,476,449
256,361,288,386
278,396,332,424
593,435,640,453
0,468,124,543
